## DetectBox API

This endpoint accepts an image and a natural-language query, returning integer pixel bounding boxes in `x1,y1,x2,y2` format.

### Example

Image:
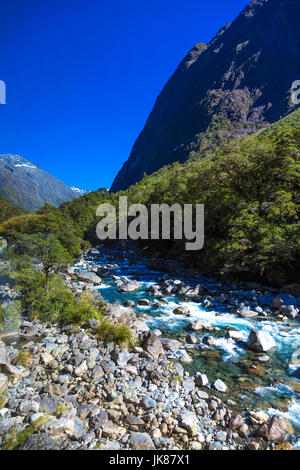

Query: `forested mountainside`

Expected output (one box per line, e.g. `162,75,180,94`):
111,0,300,191
57,114,300,286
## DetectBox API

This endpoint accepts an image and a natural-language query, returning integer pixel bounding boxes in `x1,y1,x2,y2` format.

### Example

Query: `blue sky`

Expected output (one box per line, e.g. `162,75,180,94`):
0,0,249,191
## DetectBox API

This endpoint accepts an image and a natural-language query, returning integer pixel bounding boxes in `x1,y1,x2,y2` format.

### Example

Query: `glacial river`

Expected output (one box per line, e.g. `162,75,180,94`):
75,246,300,447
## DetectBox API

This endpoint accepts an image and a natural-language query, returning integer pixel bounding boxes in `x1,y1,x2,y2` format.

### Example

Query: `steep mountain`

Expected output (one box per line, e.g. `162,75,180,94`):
0,154,87,212
111,0,300,192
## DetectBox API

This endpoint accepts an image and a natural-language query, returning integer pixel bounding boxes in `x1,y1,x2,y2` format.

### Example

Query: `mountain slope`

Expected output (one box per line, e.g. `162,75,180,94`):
0,154,87,212
111,0,300,192
257,106,300,137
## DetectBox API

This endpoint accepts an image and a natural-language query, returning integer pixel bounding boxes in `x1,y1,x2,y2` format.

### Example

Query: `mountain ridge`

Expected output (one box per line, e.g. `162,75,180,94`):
111,0,300,192
0,154,87,212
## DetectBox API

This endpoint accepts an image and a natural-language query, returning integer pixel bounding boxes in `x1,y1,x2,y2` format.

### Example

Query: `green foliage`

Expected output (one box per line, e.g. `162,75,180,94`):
0,390,7,408
2,415,51,450
1,120,299,287
0,301,21,332
170,376,182,383
95,319,135,347
15,269,134,345
0,195,26,224
0,202,81,259
60,124,300,285
28,234,72,287
15,350,33,367
18,270,105,326
55,404,70,418
59,291,107,327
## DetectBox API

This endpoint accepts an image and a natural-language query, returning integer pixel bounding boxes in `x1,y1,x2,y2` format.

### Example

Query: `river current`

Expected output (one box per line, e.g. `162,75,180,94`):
74,246,300,447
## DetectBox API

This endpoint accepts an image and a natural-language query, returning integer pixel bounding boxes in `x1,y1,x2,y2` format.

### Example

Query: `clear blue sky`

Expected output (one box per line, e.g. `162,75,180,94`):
0,0,249,191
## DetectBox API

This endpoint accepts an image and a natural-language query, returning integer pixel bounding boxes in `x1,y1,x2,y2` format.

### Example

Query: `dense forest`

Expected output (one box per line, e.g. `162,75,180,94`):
2,113,299,288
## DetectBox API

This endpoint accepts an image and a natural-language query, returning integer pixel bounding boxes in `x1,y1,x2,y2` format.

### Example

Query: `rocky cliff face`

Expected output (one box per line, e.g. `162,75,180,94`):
0,154,87,212
111,0,300,192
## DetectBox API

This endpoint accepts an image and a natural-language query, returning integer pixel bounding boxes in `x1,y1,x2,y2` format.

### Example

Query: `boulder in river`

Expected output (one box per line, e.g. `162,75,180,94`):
118,280,141,292
173,306,190,316
189,319,214,332
213,379,228,393
138,299,151,306
247,330,276,352
226,329,244,341
195,372,209,387
273,294,298,309
256,415,289,442
237,307,258,318
76,271,102,284
279,305,299,319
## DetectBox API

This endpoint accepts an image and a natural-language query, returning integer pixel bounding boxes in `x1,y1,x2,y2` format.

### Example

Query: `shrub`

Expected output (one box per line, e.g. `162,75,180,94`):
18,270,106,326
17,269,134,346
95,319,135,347
60,292,106,327
0,301,21,332
15,350,33,367
55,404,69,418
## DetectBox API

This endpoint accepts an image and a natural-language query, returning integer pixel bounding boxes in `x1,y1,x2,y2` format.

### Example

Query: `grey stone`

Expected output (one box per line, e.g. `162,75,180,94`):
247,330,276,352
118,280,141,292
128,432,155,450
178,411,198,436
21,433,59,450
213,379,228,393
76,271,102,284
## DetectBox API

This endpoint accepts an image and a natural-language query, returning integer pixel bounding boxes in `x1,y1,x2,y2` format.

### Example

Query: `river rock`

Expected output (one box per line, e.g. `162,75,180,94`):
279,305,299,319
186,334,199,344
195,372,209,387
22,433,59,450
102,422,127,439
118,280,141,292
179,411,198,436
0,340,22,378
237,308,258,318
268,416,289,442
40,353,54,366
74,360,88,377
189,319,212,332
247,330,276,352
138,299,151,306
228,414,244,430
213,379,228,393
41,417,75,437
111,348,132,366
173,306,190,316
273,294,297,309
249,410,269,425
238,423,250,437
76,272,102,284
256,415,289,442
128,432,155,450
176,350,193,364
160,338,182,351
143,333,165,360
182,378,195,394
226,329,244,341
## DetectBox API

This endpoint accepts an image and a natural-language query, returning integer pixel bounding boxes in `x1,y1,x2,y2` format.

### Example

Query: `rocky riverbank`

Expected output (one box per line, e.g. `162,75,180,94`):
0,245,299,450
0,318,292,450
